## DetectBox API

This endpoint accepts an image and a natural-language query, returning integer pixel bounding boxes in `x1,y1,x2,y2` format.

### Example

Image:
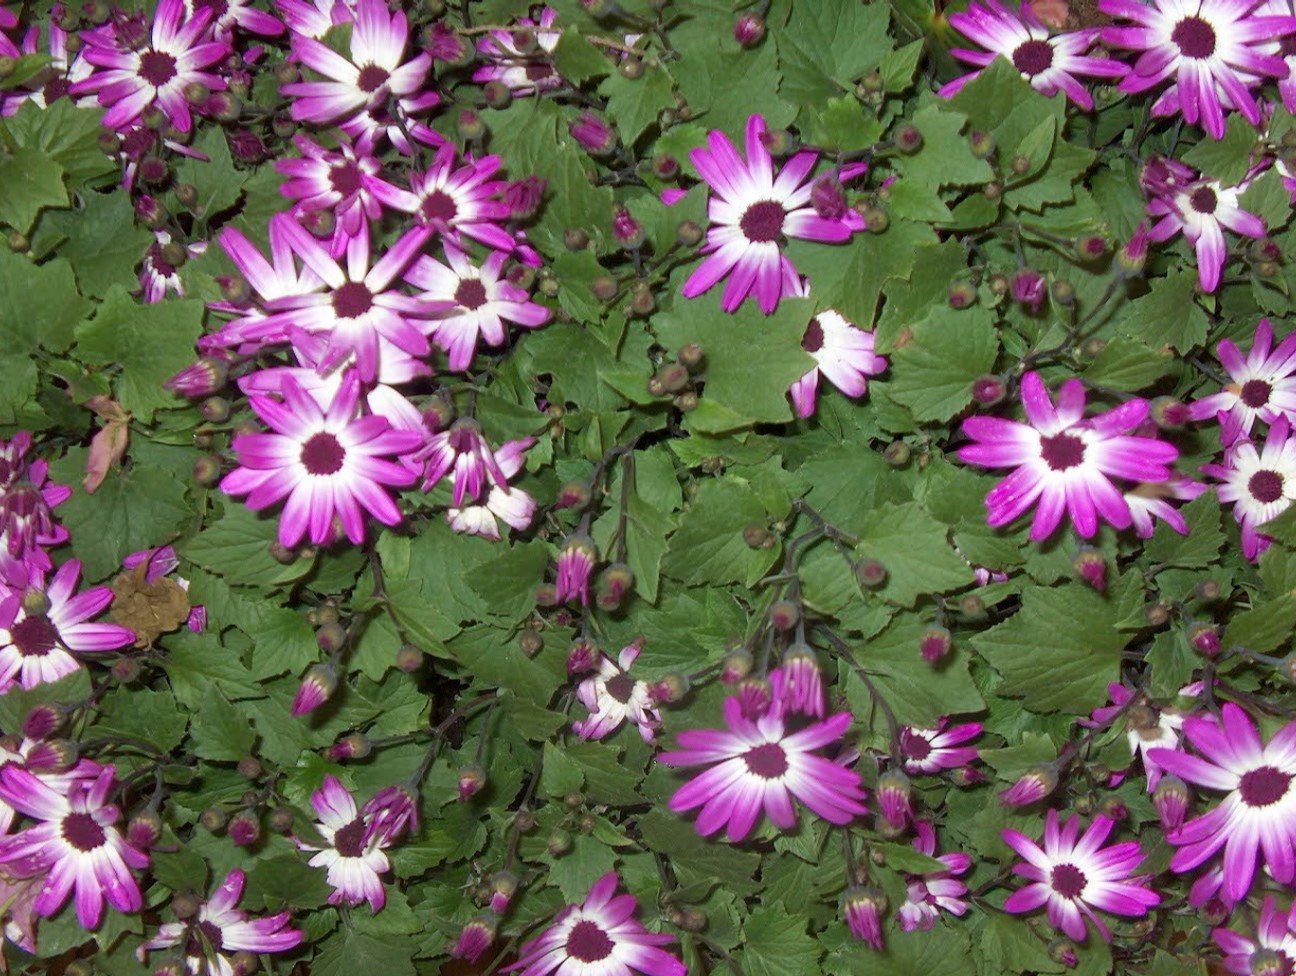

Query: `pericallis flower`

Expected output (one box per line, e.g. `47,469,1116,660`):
939,0,1128,108
502,872,686,976
296,775,392,912
471,6,563,96
1002,810,1160,941
380,144,515,251
897,822,972,932
73,0,230,133
137,868,304,976
184,0,284,38
1203,415,1296,560
958,371,1179,541
1189,318,1296,445
219,373,423,547
1213,895,1296,976
445,438,538,541
1150,702,1296,903
788,311,887,419
1101,0,1296,139
275,0,354,40
900,720,983,776
682,114,863,314
1145,167,1266,293
1084,683,1184,790
573,640,661,742
658,669,867,841
1125,474,1208,537
0,432,71,582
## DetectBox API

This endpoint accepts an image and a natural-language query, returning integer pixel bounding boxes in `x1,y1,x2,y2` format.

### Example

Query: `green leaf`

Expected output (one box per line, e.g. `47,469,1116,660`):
599,65,675,146
971,584,1129,715
738,905,819,976
0,353,38,427
1239,169,1293,235
248,607,318,681
553,29,613,84
190,686,257,761
636,811,761,895
1082,337,1176,390
172,127,246,221
96,688,190,753
674,40,795,134
34,191,154,298
312,931,417,976
181,504,315,589
0,670,91,732
162,630,262,707
244,854,335,911
1182,116,1260,187
853,501,973,606
800,96,883,152
663,477,779,587
1117,271,1210,352
1,99,116,186
0,250,90,355
0,146,67,232
949,57,1064,161
775,3,892,105
1144,493,1224,569
1224,594,1296,654
540,833,619,902
895,103,995,189
464,539,551,622
887,307,999,422
844,618,984,727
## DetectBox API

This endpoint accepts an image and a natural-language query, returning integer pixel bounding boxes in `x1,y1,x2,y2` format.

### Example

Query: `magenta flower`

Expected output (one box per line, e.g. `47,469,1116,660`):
573,641,661,742
1101,0,1296,139
1146,170,1266,293
137,868,303,973
73,0,230,133
381,144,514,251
452,917,497,965
1213,896,1296,975
1203,415,1296,560
554,536,598,606
282,0,434,128
999,766,1058,806
0,432,71,583
780,644,824,717
659,670,867,841
1125,474,1208,538
416,419,510,502
843,887,887,950
1085,683,1184,790
406,243,551,371
900,720,982,776
220,373,422,547
683,115,863,314
788,310,887,419
958,371,1179,541
445,438,538,541
361,785,419,846
0,763,147,929
1002,810,1160,941
940,0,1127,108
296,775,391,912
1189,318,1296,445
472,7,563,96
186,0,283,36
1149,703,1296,903
0,560,134,692
275,0,354,39
275,135,404,253
0,15,95,117
569,110,616,154
291,662,337,717
897,822,972,932
503,872,686,976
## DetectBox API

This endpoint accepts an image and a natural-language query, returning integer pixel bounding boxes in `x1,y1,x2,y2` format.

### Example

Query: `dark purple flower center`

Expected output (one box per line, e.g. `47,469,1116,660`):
1249,470,1285,504
1172,16,1216,59
42,77,71,104
802,318,825,353
454,278,489,310
1012,39,1054,77
743,742,789,779
198,920,225,950
300,432,346,476
333,816,367,857
1190,186,1218,214
1239,765,1292,807
1049,863,1087,899
566,919,614,962
194,0,229,17
138,51,178,87
740,200,786,244
902,734,932,760
421,190,459,223
356,64,390,93
61,812,107,852
10,615,59,658
329,162,363,196
1039,432,1086,471
1282,34,1296,57
605,672,636,704
525,63,554,82
332,281,373,318
1241,379,1273,409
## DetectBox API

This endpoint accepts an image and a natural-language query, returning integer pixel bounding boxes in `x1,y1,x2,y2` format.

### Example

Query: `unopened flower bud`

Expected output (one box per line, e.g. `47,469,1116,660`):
569,111,616,155
1189,622,1221,656
652,153,679,179
458,763,486,801
6,231,28,254
1195,579,1222,602
231,951,259,976
518,629,544,656
650,671,689,704
1098,795,1128,821
735,677,772,718
721,648,753,684
843,887,887,950
760,127,797,156
327,733,371,761
547,828,573,856
1074,234,1108,261
676,219,705,247
1000,765,1058,806
809,174,848,220
855,558,887,588
919,626,952,664
535,582,559,607
969,130,995,158
1149,396,1189,429
591,275,619,301
876,768,912,827
192,455,222,486
172,891,201,919
862,206,889,232
768,599,800,631
563,227,590,251
567,638,598,675
126,809,163,849
392,642,423,672
1154,774,1189,830
236,756,262,780
613,208,645,249
960,593,986,618
269,806,295,834
1047,939,1078,969
21,587,51,618
597,563,634,607
112,657,141,683
457,108,486,140
1010,153,1031,175
291,663,337,717
733,12,765,46
200,807,228,833
883,441,911,467
894,124,922,154
742,523,771,549
1050,280,1075,306
655,362,691,394
619,57,644,79
1073,547,1107,592
947,280,977,309
677,342,705,371
315,621,347,652
229,810,261,847
22,703,62,740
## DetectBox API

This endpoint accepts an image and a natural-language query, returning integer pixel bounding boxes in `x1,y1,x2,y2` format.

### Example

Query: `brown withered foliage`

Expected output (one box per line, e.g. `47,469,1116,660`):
108,561,191,647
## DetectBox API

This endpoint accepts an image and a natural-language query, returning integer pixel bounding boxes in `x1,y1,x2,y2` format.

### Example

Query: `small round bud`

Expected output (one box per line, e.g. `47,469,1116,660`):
112,657,141,683
1047,938,1079,969
7,232,29,254
983,180,1003,201
968,130,995,158
971,374,1007,406
510,27,537,53
315,621,347,652
883,441,911,467
1010,154,1032,175
547,828,573,856
457,109,486,140
199,807,228,833
742,523,771,549
22,703,61,740
1189,622,1221,657
127,809,163,849
174,182,200,210
269,542,297,565
652,153,679,179
457,763,487,801
1081,336,1108,360
1250,238,1283,264
1257,259,1281,278
1195,579,1222,602
535,582,559,607
619,57,644,79
630,284,656,316
563,227,590,251
855,558,887,588
677,343,705,371
578,813,597,834
1144,601,1171,627
863,207,889,233
1050,280,1075,305
229,810,262,847
733,13,765,46
650,671,690,704
539,277,560,298
396,643,424,672
219,274,251,305
140,155,169,186
21,588,51,618
656,363,691,394
172,891,201,919
1151,396,1190,429
674,391,699,411
676,219,705,247
768,599,800,631
894,124,923,154
231,951,259,976
269,806,295,834
677,907,708,932
919,626,952,663
959,594,986,618
200,396,230,424
514,808,537,832
1098,795,1128,822
591,275,619,301
237,756,262,780
1075,234,1108,261
760,128,796,156
948,281,977,309
721,648,753,684
274,61,299,85
481,80,511,110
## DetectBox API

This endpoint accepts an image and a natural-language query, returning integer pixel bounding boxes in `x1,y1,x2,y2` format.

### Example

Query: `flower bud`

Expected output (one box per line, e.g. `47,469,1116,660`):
597,563,634,607
855,558,887,587
127,809,163,849
721,648,753,684
567,638,599,675
458,763,486,801
1098,795,1128,821
1150,396,1189,429
1153,774,1189,830
1047,939,1078,969
1074,234,1108,262
518,629,544,656
166,357,229,399
1000,765,1058,806
742,523,771,549
883,441,911,467
22,703,62,740
6,232,28,254
676,219,705,247
327,733,371,761
650,671,690,704
893,124,922,154
200,807,228,833
619,57,644,79
236,756,263,780
1189,622,1221,656
876,768,912,827
291,663,337,717
1194,579,1222,602
229,810,261,847
569,111,616,155
269,806,296,834
613,208,645,249
652,153,679,179
760,127,797,156
112,657,141,683
231,951,259,976
948,281,977,309
591,275,619,301
971,374,1006,406
315,621,347,652
734,12,765,46
677,343,705,371
563,227,590,251
968,130,995,158
172,891,201,919
809,174,848,221
843,887,887,950
1050,280,1075,306
452,917,497,963
768,599,800,631
734,677,772,719
547,828,573,856
919,626,952,664
457,108,486,140
1073,547,1107,592
1010,269,1046,313
862,206,889,232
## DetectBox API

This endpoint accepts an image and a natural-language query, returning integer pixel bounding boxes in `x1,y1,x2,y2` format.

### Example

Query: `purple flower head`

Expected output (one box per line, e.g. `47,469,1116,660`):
958,371,1179,541
573,641,661,743
275,0,355,40
683,114,864,314
503,872,685,976
165,356,230,399
503,176,547,220
296,776,392,911
876,768,912,828
940,0,1127,107
0,433,71,582
789,310,887,419
1010,268,1047,312
291,662,338,717
554,536,598,606
843,887,887,950
1154,774,1191,831
1149,703,1296,903
1190,319,1296,445
472,7,563,96
780,644,824,717
1125,474,1208,538
452,917,497,964
897,822,972,932
362,784,419,845
445,438,538,541
1213,895,1296,975
1101,0,1296,139
416,418,508,502
1203,415,1296,560
138,868,304,973
382,144,513,251
1002,810,1160,941
276,135,403,255
900,719,982,775
1084,683,1185,790
659,670,867,841
1000,765,1058,806
1146,168,1266,292
569,111,616,154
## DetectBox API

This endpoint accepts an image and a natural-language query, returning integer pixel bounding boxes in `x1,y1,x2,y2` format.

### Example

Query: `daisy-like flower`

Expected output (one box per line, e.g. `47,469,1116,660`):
0,15,96,117
139,231,206,304
0,560,135,692
1146,170,1266,293
275,0,354,39
683,115,864,314
659,670,867,841
472,7,563,96
1084,683,1184,790
1203,415,1296,560
416,419,510,502
1125,474,1208,537
1189,319,1296,445
219,372,422,547
1149,702,1296,903
1101,0,1296,139
0,739,87,835
72,0,230,133
0,432,71,582
554,536,598,606
939,0,1128,108
381,144,514,250
282,0,434,129
1002,810,1160,941
296,776,390,912
275,135,404,254
445,438,538,541
185,0,283,38
249,219,444,382
1213,896,1296,976
137,868,304,976
900,720,983,775
1261,0,1296,113
406,244,551,371
897,822,972,932
958,371,1179,540
503,872,686,976
788,311,887,419
574,641,661,742
0,763,147,930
